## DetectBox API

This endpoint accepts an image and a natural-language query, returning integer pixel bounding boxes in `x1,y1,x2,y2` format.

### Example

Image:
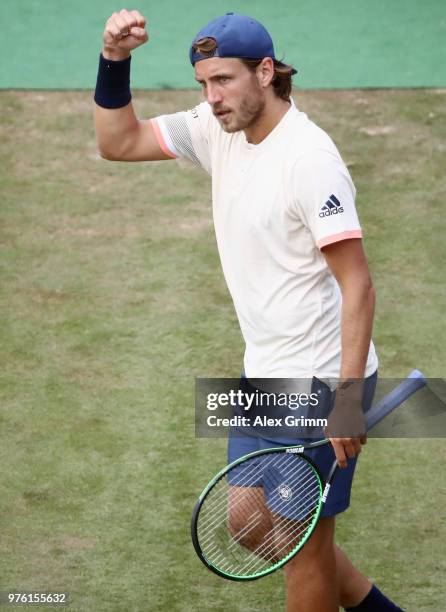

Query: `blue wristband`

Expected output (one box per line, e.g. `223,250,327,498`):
94,53,132,109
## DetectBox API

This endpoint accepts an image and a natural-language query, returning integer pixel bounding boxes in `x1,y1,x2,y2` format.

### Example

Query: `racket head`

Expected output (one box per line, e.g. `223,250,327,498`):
191,446,325,580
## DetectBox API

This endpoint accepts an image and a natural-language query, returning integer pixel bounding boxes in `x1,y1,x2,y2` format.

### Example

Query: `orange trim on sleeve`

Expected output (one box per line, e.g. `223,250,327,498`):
150,119,177,159
317,230,363,249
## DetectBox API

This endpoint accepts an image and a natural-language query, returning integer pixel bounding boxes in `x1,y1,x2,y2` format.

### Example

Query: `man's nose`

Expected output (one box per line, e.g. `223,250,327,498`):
206,85,223,105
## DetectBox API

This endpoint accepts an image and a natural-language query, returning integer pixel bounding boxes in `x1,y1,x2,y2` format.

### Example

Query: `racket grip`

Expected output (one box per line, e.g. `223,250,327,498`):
365,369,426,431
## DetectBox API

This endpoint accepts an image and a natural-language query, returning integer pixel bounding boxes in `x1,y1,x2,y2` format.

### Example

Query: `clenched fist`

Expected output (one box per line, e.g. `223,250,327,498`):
102,9,148,60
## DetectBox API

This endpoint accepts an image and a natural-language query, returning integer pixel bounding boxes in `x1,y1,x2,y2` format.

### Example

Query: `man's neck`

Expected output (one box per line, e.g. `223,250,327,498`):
244,97,291,145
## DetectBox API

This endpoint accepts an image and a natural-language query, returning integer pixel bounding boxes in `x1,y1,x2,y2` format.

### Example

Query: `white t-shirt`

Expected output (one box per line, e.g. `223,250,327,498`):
151,101,378,379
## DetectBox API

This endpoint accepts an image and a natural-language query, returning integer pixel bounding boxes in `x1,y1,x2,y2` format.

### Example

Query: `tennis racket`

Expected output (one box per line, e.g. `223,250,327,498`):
191,370,426,581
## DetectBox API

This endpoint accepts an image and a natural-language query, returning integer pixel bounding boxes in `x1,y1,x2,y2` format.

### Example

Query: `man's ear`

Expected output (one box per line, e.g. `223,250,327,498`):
256,57,275,88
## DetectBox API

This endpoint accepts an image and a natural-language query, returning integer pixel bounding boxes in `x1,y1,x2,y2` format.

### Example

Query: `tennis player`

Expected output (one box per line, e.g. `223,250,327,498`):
94,9,404,612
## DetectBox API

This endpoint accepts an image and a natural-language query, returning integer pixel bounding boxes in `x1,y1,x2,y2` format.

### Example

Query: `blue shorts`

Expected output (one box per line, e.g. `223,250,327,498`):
227,371,378,518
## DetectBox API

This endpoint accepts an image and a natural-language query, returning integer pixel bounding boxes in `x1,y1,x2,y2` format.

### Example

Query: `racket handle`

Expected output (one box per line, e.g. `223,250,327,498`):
365,369,426,432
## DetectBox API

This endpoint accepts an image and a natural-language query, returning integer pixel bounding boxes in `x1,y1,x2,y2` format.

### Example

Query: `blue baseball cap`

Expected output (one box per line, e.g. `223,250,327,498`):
189,12,297,74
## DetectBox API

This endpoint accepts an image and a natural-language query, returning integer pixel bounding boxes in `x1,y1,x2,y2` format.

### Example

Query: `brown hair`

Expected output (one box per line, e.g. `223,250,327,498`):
192,37,294,101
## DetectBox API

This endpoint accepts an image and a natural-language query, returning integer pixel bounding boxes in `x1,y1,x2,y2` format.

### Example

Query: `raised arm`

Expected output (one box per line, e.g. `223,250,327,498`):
94,9,172,162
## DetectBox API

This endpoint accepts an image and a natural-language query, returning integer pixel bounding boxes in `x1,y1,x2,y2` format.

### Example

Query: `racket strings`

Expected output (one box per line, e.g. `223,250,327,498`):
196,451,322,578
199,452,318,534
220,467,321,575
197,453,278,532
244,505,320,575
199,455,318,540
198,453,281,535
241,478,323,573
199,465,319,575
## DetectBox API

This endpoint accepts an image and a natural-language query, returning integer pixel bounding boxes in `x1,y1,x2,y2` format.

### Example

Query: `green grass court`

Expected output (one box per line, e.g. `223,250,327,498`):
1,87,445,610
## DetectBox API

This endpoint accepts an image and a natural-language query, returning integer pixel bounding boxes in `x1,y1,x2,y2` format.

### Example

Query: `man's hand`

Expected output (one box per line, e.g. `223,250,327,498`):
102,9,148,61
329,436,366,469
325,381,366,469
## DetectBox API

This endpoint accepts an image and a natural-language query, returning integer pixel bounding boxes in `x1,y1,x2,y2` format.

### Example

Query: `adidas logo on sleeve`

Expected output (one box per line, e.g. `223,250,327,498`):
319,195,344,218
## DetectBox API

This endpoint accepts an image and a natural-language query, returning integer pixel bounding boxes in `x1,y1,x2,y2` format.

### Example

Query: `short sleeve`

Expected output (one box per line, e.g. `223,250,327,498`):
293,150,362,249
150,102,212,174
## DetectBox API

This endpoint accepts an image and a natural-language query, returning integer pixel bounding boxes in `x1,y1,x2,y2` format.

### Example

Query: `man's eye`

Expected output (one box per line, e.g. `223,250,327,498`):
219,77,229,83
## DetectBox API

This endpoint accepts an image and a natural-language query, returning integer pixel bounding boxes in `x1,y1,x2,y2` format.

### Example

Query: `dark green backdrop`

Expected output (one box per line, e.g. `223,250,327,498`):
1,0,445,89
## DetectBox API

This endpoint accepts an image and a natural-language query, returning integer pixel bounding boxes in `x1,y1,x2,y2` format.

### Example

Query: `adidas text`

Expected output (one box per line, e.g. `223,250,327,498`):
319,194,344,218
319,206,344,218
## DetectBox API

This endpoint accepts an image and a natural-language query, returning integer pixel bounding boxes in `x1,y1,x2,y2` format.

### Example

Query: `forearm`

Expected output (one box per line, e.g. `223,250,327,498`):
93,10,163,162
94,46,138,160
94,96,140,160
322,240,375,462
339,280,375,380
326,281,375,459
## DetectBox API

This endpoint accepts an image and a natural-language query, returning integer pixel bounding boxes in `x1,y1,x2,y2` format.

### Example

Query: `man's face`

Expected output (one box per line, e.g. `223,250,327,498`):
194,58,266,133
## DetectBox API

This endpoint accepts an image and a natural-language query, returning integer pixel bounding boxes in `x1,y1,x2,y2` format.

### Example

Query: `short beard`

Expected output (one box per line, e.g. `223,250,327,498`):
221,82,266,134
